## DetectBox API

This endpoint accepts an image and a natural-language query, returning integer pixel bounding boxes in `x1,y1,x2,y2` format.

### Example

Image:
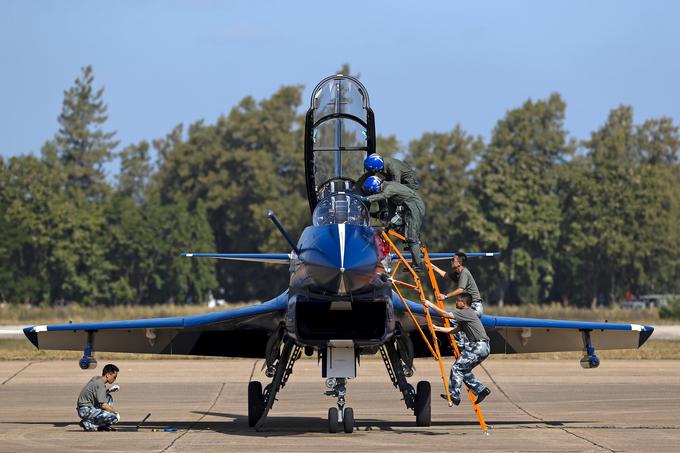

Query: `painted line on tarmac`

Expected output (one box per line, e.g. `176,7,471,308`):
159,381,226,453
479,363,615,452
1,362,33,385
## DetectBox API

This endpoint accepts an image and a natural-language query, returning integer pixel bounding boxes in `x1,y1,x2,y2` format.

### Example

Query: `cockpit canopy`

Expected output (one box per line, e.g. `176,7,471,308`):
304,75,376,213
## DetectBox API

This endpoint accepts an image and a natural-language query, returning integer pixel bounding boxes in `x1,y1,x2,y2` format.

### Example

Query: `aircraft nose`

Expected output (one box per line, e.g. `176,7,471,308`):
298,224,380,294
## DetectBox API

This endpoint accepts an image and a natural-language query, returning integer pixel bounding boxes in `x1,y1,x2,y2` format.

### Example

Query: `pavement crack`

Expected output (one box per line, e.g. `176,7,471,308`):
248,359,259,382
480,364,616,452
159,381,226,453
1,362,32,385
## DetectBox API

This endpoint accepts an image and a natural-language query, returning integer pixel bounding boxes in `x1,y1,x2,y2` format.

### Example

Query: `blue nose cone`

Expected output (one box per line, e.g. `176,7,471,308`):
297,224,380,294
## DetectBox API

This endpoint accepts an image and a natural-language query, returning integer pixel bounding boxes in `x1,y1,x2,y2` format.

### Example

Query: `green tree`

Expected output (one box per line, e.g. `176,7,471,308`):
469,94,572,304
56,65,118,198
118,140,152,205
559,109,680,306
156,86,306,300
406,126,483,252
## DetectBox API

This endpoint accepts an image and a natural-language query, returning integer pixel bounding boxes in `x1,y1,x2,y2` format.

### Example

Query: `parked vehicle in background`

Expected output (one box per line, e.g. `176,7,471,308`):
621,294,676,310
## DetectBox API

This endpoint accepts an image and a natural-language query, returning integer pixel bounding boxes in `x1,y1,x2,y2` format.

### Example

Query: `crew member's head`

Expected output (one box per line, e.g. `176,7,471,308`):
452,252,467,272
102,364,119,384
364,154,384,173
456,292,473,309
363,176,383,194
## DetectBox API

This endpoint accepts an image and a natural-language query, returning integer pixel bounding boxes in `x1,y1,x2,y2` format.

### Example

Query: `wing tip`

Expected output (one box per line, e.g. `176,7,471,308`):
639,326,654,347
23,327,39,349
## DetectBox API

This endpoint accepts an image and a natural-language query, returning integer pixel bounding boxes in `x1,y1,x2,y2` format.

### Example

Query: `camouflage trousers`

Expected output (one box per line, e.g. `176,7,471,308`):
449,340,490,402
77,394,119,431
471,301,483,317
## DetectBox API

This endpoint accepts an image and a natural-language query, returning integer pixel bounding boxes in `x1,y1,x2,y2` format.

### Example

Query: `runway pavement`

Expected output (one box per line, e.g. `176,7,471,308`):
0,358,679,452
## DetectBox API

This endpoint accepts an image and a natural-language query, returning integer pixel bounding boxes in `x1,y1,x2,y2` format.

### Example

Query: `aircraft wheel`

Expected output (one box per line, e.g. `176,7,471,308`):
248,381,265,427
415,380,431,427
343,407,354,433
328,407,339,433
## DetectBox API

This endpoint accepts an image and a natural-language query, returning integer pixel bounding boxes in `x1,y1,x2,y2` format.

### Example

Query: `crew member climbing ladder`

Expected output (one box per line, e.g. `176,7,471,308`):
380,229,489,434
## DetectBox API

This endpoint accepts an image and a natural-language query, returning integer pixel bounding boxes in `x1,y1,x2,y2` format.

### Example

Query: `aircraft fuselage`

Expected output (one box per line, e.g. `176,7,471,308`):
285,223,395,349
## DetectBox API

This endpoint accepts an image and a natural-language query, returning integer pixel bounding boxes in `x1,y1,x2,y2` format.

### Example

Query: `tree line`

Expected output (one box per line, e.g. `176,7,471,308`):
1,66,678,307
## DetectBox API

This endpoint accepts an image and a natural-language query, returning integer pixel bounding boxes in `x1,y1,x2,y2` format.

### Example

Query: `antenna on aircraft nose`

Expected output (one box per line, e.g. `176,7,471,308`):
267,210,300,255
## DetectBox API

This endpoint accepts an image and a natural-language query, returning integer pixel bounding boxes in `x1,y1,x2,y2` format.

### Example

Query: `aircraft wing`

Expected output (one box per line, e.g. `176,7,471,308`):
398,252,501,261
181,253,292,264
392,293,654,357
23,293,288,358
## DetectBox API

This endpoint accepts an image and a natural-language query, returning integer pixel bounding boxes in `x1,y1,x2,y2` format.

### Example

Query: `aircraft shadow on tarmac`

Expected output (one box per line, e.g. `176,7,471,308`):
0,415,584,437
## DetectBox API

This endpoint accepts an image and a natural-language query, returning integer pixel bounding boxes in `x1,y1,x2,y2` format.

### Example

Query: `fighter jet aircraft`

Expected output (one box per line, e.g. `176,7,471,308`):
24,75,654,434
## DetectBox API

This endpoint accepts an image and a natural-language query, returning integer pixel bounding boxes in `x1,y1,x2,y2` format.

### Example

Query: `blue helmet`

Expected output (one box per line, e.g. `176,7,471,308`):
364,154,384,173
363,176,383,194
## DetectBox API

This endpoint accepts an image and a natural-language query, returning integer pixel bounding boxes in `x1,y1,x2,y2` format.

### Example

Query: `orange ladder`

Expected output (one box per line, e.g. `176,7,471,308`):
380,229,489,434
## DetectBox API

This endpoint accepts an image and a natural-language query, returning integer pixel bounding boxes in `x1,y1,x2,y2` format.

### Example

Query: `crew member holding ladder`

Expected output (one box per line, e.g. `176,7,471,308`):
425,294,492,407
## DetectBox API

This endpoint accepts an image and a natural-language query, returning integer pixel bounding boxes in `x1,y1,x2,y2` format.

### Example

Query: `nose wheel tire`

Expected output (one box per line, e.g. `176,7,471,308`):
414,380,431,427
328,407,339,433
343,407,354,433
248,381,265,427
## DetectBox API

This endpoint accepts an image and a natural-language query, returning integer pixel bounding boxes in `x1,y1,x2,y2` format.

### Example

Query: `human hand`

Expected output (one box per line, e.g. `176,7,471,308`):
108,384,120,393
436,293,446,301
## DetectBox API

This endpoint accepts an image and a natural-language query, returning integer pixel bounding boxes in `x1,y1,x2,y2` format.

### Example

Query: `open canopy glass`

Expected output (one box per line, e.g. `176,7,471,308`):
304,75,376,212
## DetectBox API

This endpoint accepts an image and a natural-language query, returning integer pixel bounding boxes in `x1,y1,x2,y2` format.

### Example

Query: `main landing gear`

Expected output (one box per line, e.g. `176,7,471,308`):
78,331,97,370
381,338,431,427
248,337,302,429
579,329,600,369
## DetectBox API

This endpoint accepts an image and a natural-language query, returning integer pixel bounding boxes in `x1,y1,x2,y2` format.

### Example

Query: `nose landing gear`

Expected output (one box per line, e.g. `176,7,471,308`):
325,378,354,433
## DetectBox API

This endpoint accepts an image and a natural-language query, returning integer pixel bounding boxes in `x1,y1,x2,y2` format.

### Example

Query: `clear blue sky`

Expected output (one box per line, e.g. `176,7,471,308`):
1,1,679,163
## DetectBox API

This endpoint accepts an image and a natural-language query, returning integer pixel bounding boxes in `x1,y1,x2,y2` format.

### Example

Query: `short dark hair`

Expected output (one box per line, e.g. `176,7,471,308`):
102,364,119,376
457,292,473,306
455,252,467,266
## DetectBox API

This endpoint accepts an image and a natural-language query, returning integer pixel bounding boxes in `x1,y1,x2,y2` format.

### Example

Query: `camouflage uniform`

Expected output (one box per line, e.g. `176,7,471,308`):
77,393,119,431
449,340,490,402
445,307,490,403
76,376,119,431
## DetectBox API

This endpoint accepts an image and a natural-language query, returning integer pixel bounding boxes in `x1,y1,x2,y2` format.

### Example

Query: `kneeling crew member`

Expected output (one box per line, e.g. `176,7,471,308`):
425,294,491,406
363,176,426,271
76,363,121,431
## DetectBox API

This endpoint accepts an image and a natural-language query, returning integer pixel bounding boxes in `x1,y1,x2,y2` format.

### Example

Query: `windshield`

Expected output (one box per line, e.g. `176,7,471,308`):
312,193,370,227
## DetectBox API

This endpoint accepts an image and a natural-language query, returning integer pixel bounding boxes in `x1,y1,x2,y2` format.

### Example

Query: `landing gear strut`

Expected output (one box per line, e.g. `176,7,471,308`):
325,378,354,433
248,338,302,429
380,340,431,426
78,331,97,370
580,329,600,369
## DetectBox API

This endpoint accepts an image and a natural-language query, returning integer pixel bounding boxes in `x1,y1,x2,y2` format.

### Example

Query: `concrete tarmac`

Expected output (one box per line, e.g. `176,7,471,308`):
0,358,679,452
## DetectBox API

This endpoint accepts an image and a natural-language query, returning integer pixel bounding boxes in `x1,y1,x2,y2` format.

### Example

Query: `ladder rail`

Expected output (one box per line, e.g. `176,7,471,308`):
381,230,451,405
381,229,489,433
422,248,489,432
